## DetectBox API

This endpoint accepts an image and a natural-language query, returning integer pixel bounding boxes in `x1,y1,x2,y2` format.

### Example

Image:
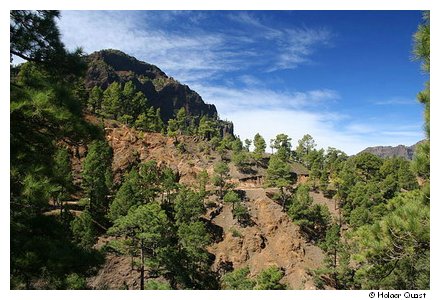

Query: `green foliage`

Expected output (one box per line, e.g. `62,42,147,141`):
167,118,179,140
70,210,96,250
82,140,113,224
135,107,163,132
288,185,330,240
296,134,316,165
11,10,63,63
88,86,103,113
101,82,122,119
11,214,104,289
198,115,218,140
108,169,143,221
108,203,170,282
352,190,429,289
161,166,178,203
411,13,429,201
138,160,162,201
230,227,243,238
412,141,430,181
65,273,87,290
272,133,292,161
255,266,286,290
197,169,209,196
10,11,104,288
223,190,240,209
231,138,243,153
144,279,172,290
321,224,340,258
253,133,266,163
352,152,383,181
244,138,252,152
177,221,210,263
221,266,286,290
309,148,325,187
176,107,188,134
266,154,291,209
413,12,430,73
174,188,205,225
266,155,291,189
118,114,133,125
10,10,85,77
232,151,248,172
221,267,256,290
52,147,73,204
232,203,249,226
212,161,230,199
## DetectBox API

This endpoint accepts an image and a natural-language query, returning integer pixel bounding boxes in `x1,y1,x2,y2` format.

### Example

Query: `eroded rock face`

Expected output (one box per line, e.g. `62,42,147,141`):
208,191,324,289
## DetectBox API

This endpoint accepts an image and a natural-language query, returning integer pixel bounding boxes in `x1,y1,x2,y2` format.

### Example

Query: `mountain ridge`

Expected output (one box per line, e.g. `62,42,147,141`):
84,49,220,123
358,140,425,160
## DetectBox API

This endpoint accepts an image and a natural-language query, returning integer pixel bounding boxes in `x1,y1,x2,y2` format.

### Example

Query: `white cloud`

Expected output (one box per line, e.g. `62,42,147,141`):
224,109,369,155
374,97,418,105
56,11,423,155
226,108,423,155
192,84,423,155
58,11,332,84
192,84,340,114
58,11,233,84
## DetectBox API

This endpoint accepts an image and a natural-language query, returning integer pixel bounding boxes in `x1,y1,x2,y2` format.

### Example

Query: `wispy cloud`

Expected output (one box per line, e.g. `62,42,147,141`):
374,97,418,105
192,84,339,114
56,11,424,155
228,12,332,71
58,11,332,84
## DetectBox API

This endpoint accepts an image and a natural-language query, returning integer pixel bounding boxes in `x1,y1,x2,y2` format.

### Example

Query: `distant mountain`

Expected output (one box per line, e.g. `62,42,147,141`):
84,49,220,123
358,141,425,160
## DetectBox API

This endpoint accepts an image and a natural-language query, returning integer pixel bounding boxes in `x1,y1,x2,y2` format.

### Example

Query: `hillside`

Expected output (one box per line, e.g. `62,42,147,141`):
66,116,327,289
10,10,430,291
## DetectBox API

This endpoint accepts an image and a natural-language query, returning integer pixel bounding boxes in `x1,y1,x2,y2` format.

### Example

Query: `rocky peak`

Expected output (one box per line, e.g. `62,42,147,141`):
84,49,220,124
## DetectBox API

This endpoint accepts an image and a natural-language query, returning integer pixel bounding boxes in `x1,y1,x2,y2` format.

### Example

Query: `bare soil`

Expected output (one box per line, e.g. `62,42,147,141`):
73,120,328,289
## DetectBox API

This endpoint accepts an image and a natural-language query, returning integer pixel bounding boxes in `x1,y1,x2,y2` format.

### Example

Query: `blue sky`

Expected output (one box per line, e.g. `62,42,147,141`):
58,10,427,154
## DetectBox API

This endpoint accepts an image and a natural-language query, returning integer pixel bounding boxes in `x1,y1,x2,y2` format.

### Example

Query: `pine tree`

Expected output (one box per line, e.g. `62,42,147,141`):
88,86,103,113
107,203,170,290
223,190,240,210
221,267,256,290
272,133,292,162
82,140,113,226
255,266,286,290
265,155,291,210
253,133,266,165
101,82,122,119
212,161,230,199
296,134,316,164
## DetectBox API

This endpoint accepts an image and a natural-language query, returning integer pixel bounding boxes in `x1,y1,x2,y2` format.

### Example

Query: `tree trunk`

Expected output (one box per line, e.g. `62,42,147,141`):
140,241,145,290
280,187,286,211
333,247,338,288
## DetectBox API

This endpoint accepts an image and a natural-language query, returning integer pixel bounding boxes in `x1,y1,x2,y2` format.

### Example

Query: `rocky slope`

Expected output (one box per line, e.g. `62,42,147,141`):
208,188,324,289
358,140,424,160
85,49,219,122
72,118,326,289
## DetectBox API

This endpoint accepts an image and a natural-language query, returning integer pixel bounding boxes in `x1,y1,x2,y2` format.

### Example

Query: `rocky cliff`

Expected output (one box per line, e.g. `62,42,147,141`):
85,49,219,122
358,140,424,160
